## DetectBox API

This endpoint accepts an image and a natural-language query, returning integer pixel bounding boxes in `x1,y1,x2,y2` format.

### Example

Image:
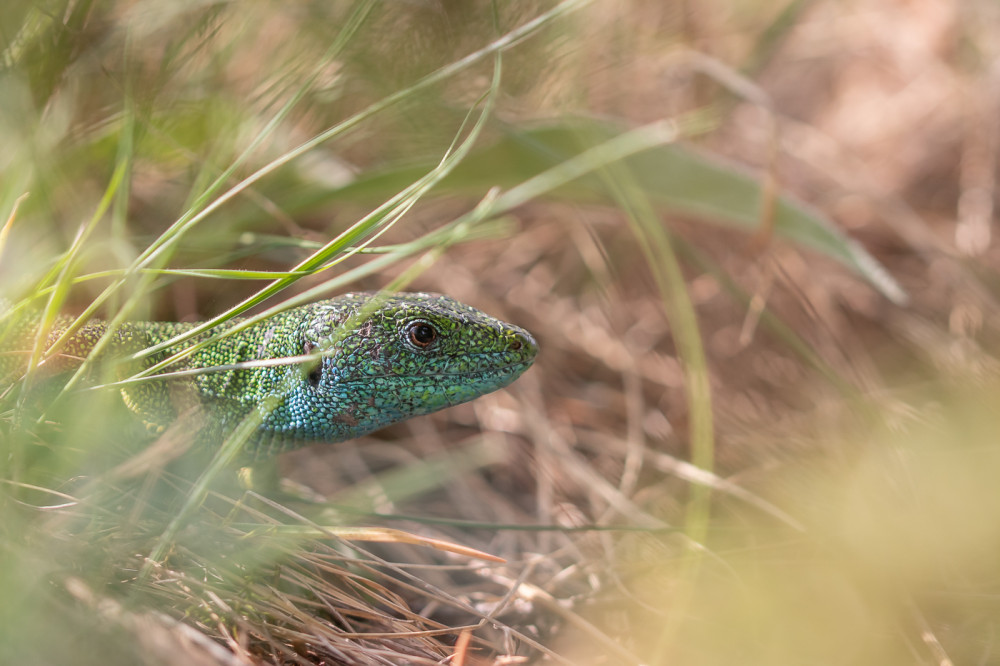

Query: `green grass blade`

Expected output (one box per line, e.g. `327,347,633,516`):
310,119,906,304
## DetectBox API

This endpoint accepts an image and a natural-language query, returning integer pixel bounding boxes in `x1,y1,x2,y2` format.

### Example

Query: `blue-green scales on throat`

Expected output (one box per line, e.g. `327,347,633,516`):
1,293,537,460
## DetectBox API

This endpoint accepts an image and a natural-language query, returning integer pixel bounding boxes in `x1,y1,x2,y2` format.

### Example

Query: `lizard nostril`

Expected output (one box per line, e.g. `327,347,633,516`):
510,339,522,351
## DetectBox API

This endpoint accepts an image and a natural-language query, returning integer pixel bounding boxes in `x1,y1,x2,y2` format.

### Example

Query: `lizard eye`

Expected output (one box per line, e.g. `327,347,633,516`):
405,321,438,349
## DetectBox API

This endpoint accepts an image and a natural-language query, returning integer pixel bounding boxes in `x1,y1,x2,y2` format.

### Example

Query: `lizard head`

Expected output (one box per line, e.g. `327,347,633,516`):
258,292,537,450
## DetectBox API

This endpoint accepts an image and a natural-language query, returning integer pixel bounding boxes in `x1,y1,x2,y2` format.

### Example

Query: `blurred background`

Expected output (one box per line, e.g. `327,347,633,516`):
2,0,1000,664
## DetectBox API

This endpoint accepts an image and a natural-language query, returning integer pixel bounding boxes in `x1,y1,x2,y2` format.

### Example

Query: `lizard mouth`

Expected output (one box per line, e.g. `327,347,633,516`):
416,358,535,378
328,358,535,387
439,359,537,408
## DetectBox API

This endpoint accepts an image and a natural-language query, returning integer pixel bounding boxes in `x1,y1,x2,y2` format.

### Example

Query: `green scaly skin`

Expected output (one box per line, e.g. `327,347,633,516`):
0,293,537,461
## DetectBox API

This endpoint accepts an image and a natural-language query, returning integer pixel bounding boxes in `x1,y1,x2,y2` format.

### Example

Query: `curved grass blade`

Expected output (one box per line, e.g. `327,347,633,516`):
310,119,906,304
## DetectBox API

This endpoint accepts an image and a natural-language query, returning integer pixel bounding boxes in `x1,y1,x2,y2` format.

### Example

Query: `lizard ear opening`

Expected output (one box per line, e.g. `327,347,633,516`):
303,340,322,388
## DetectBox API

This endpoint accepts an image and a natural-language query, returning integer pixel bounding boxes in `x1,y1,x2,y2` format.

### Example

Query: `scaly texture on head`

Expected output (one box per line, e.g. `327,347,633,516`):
246,293,537,458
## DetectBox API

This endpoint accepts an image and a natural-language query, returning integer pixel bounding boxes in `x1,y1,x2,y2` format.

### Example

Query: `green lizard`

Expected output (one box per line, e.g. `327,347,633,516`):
0,293,537,461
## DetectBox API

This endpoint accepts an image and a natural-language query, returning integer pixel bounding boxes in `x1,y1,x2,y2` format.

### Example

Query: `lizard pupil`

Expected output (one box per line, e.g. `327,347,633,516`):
407,322,438,348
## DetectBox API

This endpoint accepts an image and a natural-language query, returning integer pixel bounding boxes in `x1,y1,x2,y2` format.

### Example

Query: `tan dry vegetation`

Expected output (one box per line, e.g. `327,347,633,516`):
325,2,1000,663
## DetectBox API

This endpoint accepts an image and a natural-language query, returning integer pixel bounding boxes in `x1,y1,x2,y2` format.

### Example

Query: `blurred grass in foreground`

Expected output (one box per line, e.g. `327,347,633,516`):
549,380,1000,665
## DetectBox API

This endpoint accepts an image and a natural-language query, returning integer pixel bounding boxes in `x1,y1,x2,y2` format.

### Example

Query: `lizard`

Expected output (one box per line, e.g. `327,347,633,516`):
0,292,537,461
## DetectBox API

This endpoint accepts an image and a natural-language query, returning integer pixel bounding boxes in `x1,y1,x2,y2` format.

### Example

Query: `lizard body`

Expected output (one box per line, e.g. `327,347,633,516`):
0,293,537,460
